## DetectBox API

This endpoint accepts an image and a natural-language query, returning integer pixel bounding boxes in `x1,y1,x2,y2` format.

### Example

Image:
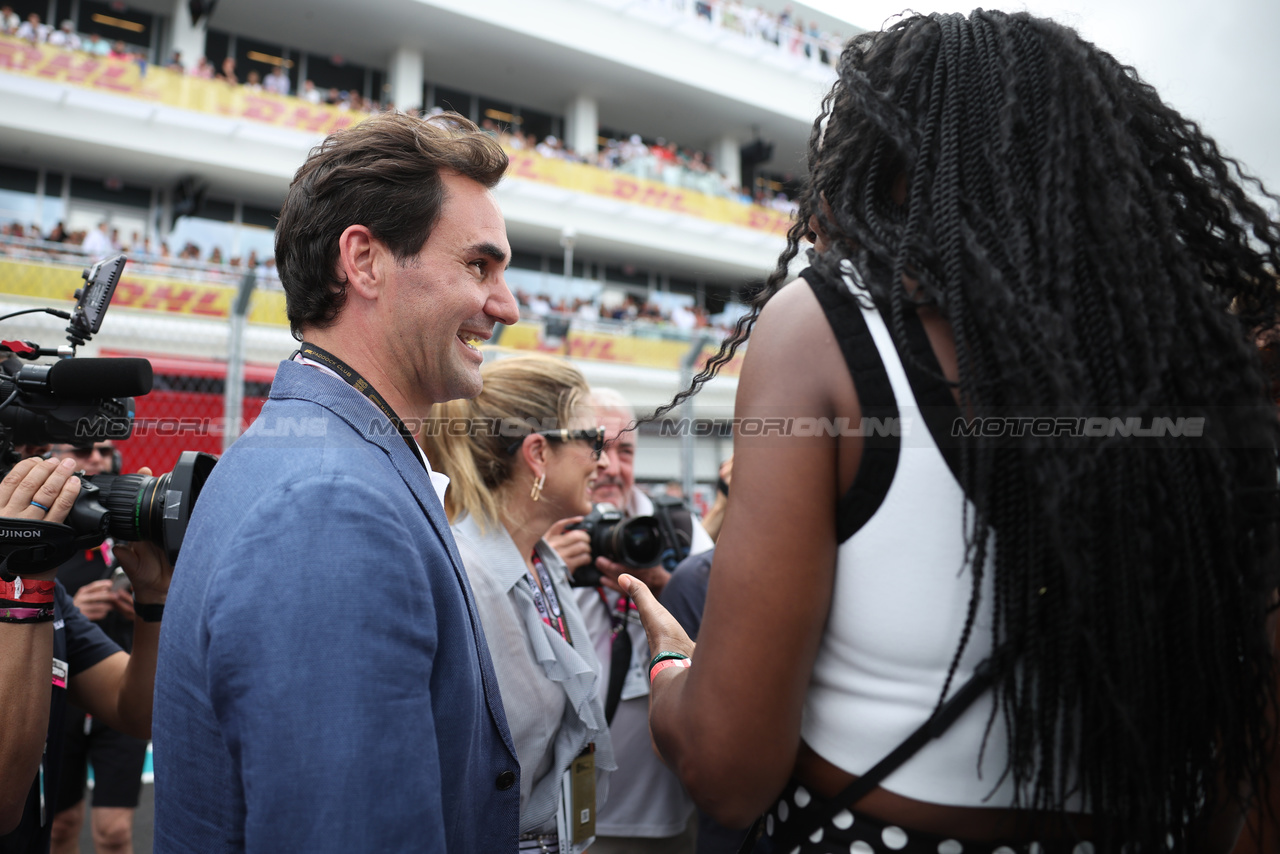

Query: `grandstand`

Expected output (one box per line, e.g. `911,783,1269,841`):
0,0,858,505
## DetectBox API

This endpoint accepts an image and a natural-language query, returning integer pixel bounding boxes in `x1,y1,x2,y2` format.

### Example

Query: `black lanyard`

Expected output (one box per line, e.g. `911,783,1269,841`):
295,342,425,472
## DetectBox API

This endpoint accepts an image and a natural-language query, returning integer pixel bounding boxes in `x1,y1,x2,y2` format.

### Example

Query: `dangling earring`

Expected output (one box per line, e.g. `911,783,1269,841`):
530,472,545,502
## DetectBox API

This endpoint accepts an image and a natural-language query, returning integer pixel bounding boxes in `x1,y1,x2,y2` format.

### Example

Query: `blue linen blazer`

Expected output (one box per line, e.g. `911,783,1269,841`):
152,360,519,853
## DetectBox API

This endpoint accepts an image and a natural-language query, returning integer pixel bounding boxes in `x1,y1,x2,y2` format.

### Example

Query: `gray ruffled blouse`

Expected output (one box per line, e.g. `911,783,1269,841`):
452,513,616,834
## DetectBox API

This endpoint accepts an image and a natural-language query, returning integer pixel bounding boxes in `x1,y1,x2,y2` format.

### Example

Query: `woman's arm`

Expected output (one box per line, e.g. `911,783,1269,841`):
625,278,863,826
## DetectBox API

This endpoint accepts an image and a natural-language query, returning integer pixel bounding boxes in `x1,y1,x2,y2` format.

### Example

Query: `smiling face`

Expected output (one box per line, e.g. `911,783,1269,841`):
379,171,519,410
541,417,608,519
590,412,635,509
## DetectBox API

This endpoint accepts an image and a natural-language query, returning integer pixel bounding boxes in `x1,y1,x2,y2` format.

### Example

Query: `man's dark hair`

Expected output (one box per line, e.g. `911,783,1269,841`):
660,11,1280,850
274,111,508,338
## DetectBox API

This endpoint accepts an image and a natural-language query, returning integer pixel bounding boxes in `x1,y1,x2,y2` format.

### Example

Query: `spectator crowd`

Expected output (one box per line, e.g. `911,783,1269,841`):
0,219,279,287
2,7,157,73
635,0,846,66
0,219,740,336
513,288,733,336
2,7,799,211
483,119,798,211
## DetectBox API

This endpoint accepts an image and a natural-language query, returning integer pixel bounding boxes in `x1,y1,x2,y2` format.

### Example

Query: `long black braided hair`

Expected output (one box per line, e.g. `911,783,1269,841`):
661,10,1280,850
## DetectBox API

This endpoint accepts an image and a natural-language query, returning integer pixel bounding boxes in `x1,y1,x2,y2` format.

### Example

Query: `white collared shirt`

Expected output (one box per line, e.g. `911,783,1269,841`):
293,354,449,505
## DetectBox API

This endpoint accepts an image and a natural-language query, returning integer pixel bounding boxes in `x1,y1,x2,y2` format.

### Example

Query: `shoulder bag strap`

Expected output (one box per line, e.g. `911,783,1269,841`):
741,655,1001,854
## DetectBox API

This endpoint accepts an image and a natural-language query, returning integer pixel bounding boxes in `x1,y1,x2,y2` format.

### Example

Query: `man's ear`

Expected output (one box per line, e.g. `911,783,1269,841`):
337,225,389,300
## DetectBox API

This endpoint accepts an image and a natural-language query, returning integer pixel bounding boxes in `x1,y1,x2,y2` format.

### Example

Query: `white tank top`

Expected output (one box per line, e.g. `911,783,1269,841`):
798,269,1018,808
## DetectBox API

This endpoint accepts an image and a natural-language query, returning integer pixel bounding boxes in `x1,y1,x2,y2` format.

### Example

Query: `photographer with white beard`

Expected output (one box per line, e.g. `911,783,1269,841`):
546,389,712,854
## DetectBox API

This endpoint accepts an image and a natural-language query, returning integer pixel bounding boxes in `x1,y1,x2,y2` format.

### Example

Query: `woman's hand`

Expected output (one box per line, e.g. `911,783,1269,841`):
600,557,670,597
618,573,695,661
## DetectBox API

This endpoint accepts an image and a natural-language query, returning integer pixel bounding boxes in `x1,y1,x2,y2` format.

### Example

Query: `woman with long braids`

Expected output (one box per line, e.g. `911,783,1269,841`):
619,10,1280,854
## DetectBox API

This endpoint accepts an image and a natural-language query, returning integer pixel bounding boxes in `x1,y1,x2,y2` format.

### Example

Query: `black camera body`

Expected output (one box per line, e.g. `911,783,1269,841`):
566,496,696,587
0,255,217,575
567,503,662,586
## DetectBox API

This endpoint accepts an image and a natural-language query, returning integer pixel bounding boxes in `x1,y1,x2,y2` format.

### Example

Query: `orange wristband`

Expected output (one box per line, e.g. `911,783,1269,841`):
649,657,692,682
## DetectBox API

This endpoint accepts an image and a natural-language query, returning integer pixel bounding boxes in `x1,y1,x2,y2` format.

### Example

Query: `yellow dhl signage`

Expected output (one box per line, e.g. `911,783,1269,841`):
0,259,288,326
0,36,792,236
0,36,362,136
506,151,792,237
0,259,744,372
496,323,743,376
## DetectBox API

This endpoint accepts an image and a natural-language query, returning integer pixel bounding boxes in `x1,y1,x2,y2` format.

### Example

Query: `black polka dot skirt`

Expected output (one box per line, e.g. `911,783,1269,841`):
750,780,1103,854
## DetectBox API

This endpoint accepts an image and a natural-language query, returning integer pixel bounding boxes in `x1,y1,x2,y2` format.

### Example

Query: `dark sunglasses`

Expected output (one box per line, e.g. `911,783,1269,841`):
505,426,606,460
70,445,114,457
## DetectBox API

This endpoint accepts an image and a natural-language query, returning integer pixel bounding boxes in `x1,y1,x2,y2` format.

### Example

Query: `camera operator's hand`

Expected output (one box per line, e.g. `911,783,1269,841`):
597,555,671,599
113,540,169,605
545,516,592,573
73,579,116,621
110,470,173,605
112,587,136,622
0,456,80,523
0,457,81,580
703,455,734,543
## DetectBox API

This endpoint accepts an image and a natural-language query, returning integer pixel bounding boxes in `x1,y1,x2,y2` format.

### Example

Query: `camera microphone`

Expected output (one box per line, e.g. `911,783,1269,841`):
14,358,153,399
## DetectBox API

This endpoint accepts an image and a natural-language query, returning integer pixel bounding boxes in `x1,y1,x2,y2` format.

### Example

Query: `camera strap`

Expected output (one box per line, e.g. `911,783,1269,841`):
650,497,692,572
0,519,80,576
601,590,636,724
295,342,425,472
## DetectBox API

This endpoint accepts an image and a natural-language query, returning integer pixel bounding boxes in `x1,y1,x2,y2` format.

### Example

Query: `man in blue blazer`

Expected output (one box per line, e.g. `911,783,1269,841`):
152,112,523,852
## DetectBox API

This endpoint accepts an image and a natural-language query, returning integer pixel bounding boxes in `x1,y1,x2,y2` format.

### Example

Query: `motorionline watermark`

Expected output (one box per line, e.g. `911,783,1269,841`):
76,416,223,439
75,413,1230,444
951,416,1205,439
75,416,331,439
75,415,911,440
658,417,904,438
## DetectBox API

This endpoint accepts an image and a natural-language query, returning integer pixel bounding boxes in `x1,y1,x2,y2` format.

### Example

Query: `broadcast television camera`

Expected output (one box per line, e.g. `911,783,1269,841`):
0,255,215,576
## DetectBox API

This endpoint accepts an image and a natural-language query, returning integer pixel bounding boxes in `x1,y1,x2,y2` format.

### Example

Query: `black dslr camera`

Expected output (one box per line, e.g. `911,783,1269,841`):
567,503,663,586
566,495,695,587
0,255,216,576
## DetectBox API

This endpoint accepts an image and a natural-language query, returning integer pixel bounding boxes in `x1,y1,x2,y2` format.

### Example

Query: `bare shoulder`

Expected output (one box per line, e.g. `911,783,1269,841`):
738,277,860,492
753,277,829,347
739,277,844,409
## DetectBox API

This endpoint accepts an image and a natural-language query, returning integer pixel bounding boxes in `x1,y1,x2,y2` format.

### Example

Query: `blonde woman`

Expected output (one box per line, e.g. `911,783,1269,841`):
423,354,615,852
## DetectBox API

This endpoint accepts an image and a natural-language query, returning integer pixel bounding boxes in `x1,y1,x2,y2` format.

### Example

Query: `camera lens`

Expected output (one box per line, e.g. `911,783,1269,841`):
566,504,667,585
81,451,216,561
604,516,663,568
94,471,168,543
